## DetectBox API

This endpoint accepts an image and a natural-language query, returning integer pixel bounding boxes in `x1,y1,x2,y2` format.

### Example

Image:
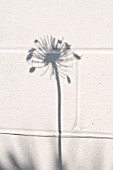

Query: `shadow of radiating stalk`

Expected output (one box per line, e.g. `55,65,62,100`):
54,62,62,170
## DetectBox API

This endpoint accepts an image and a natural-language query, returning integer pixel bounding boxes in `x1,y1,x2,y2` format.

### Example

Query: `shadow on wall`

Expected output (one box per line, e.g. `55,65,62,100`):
0,138,67,170
0,155,67,170
0,138,106,170
0,142,37,170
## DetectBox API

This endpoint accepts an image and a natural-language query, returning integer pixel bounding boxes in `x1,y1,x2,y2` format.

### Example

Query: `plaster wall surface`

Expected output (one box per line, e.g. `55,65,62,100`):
0,0,113,169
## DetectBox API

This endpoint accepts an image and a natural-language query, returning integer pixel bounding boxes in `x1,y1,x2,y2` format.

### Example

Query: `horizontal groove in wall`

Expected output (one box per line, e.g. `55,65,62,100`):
0,128,113,139
0,48,113,54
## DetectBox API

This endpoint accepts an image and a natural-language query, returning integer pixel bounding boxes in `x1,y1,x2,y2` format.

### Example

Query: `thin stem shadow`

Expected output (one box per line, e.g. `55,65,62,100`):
54,62,62,170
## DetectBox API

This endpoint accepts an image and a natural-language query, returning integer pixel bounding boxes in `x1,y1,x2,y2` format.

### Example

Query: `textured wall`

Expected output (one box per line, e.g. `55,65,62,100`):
0,0,113,169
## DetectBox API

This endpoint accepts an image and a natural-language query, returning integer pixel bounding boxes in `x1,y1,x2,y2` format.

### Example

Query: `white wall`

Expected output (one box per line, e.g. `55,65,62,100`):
0,0,113,169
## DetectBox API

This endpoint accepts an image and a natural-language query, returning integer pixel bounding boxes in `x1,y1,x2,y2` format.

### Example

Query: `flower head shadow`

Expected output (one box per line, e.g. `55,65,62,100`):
26,36,81,83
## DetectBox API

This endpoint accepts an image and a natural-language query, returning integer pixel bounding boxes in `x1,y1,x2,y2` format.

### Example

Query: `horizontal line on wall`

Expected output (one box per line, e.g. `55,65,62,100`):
0,48,113,54
0,128,113,140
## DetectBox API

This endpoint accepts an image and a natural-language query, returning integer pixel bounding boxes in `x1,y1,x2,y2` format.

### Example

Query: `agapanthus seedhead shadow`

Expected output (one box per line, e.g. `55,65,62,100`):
26,36,81,170
26,36,81,83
